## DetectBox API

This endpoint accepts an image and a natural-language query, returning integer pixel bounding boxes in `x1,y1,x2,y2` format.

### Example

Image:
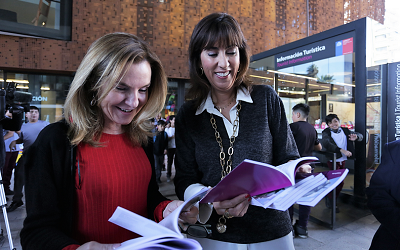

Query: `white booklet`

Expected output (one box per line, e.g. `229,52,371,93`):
109,189,207,250
250,174,327,210
296,168,349,207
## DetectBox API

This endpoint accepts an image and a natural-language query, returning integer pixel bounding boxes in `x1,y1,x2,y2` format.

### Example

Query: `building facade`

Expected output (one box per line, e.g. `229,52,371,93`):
0,0,385,122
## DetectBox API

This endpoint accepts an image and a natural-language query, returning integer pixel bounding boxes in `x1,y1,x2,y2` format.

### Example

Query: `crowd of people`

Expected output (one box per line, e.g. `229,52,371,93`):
1,11,392,250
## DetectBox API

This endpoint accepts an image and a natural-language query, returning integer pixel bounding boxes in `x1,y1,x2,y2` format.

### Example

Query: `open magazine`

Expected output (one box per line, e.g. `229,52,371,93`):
200,156,318,203
109,189,208,250
198,157,348,211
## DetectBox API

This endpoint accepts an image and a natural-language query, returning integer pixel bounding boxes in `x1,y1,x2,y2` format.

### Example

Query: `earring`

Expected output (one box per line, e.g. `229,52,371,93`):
200,67,204,75
90,95,96,106
238,69,240,73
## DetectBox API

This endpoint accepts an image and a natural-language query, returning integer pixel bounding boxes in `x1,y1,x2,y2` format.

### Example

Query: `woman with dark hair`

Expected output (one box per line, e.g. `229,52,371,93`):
174,13,305,249
20,32,198,250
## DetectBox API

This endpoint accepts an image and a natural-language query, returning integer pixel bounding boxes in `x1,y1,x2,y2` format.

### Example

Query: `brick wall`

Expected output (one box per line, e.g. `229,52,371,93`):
0,0,385,79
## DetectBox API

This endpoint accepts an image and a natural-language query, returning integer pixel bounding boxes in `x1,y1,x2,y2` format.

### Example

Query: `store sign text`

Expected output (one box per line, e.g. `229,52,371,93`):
32,96,48,102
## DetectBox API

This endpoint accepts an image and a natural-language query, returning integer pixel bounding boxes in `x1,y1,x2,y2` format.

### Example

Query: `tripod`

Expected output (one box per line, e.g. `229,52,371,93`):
0,172,15,250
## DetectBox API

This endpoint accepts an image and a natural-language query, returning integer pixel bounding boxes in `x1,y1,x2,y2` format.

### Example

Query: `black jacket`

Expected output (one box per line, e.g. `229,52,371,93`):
367,140,400,250
153,131,168,156
321,127,362,159
20,120,167,250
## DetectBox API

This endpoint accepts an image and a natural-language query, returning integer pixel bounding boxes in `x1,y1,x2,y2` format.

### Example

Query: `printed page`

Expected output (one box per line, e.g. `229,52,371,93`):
117,236,202,250
276,156,319,181
200,160,291,203
159,189,208,234
269,174,327,211
296,169,349,207
109,207,178,238
200,156,318,204
251,175,317,209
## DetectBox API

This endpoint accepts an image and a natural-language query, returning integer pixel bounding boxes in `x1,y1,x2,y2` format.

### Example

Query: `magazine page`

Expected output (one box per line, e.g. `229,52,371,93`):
159,189,208,233
109,190,207,250
251,176,316,208
117,236,202,250
276,156,319,180
109,207,178,238
269,174,327,211
200,157,318,204
296,168,349,207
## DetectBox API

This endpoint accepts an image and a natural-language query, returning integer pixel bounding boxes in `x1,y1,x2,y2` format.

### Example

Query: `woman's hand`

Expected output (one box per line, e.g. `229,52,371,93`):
297,164,312,173
213,193,251,218
163,200,199,224
76,241,120,250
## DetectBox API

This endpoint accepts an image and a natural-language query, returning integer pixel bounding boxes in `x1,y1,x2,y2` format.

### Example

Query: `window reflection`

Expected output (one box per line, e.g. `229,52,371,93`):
0,0,60,29
0,0,70,40
1,72,72,123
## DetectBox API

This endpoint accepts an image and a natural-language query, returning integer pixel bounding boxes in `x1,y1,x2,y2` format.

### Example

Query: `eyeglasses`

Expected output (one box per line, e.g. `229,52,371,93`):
179,223,212,238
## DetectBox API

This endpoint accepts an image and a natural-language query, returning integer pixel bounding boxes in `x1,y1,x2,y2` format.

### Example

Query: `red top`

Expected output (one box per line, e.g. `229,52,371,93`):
62,133,168,250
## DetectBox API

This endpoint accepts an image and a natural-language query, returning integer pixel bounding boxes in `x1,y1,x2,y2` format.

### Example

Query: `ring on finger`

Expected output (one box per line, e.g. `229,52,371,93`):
224,208,234,219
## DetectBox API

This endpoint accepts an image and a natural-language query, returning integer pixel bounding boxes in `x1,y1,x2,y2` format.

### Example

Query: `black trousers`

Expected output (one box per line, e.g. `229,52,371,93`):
12,153,26,203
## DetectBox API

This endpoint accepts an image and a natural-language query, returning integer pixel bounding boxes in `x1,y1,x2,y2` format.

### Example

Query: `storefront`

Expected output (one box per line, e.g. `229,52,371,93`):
249,17,392,211
0,70,189,123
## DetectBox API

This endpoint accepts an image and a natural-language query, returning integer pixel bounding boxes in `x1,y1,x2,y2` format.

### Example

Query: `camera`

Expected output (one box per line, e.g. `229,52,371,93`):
0,82,32,126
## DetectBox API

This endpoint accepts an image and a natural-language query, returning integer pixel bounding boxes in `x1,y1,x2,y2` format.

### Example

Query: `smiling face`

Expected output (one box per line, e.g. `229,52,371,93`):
200,45,240,93
100,60,151,134
327,118,341,130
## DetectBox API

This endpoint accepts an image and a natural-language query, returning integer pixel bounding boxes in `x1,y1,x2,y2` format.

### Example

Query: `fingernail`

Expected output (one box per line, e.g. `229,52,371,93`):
248,198,252,202
245,194,250,198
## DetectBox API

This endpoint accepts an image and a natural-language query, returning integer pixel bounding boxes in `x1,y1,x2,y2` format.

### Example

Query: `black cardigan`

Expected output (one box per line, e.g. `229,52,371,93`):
321,127,362,159
174,85,300,243
20,120,167,250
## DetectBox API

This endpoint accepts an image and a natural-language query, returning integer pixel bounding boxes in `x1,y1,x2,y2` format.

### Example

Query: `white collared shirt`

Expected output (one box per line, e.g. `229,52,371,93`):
195,87,253,138
186,87,253,223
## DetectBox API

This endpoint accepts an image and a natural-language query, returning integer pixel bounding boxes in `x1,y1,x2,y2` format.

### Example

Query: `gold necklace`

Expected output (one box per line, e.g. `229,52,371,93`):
213,97,235,113
209,101,241,233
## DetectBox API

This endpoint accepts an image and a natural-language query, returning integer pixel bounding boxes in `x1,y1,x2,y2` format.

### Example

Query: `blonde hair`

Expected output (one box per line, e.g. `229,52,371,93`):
64,32,167,146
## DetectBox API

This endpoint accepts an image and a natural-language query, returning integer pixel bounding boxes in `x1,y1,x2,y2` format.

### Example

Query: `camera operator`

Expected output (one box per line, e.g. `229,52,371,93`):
0,108,24,174
7,106,49,212
0,82,32,207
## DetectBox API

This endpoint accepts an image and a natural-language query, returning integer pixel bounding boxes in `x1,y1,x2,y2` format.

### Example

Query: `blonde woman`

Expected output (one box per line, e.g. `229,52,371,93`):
20,33,198,250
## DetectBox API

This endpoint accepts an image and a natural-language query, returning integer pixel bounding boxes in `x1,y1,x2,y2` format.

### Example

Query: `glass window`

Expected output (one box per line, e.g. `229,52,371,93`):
5,72,73,123
0,0,71,40
164,81,178,120
365,65,382,187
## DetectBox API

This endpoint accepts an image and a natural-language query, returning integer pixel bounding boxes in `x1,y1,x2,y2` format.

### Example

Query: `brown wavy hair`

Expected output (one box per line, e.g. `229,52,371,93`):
187,12,252,108
64,32,168,146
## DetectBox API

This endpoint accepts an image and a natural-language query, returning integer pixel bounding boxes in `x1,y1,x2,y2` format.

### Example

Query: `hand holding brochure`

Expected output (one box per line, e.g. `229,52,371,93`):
109,189,207,250
200,157,318,203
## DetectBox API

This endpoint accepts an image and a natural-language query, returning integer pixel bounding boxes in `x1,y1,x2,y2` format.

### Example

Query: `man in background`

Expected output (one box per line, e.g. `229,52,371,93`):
3,110,22,195
289,103,322,238
7,106,49,212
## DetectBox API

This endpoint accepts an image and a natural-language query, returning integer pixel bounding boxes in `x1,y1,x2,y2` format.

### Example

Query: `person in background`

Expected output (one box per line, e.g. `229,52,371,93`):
7,106,50,212
366,139,400,250
153,120,168,184
165,115,176,182
288,103,322,238
174,12,309,249
2,110,21,196
321,113,362,213
152,112,165,133
20,32,198,250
